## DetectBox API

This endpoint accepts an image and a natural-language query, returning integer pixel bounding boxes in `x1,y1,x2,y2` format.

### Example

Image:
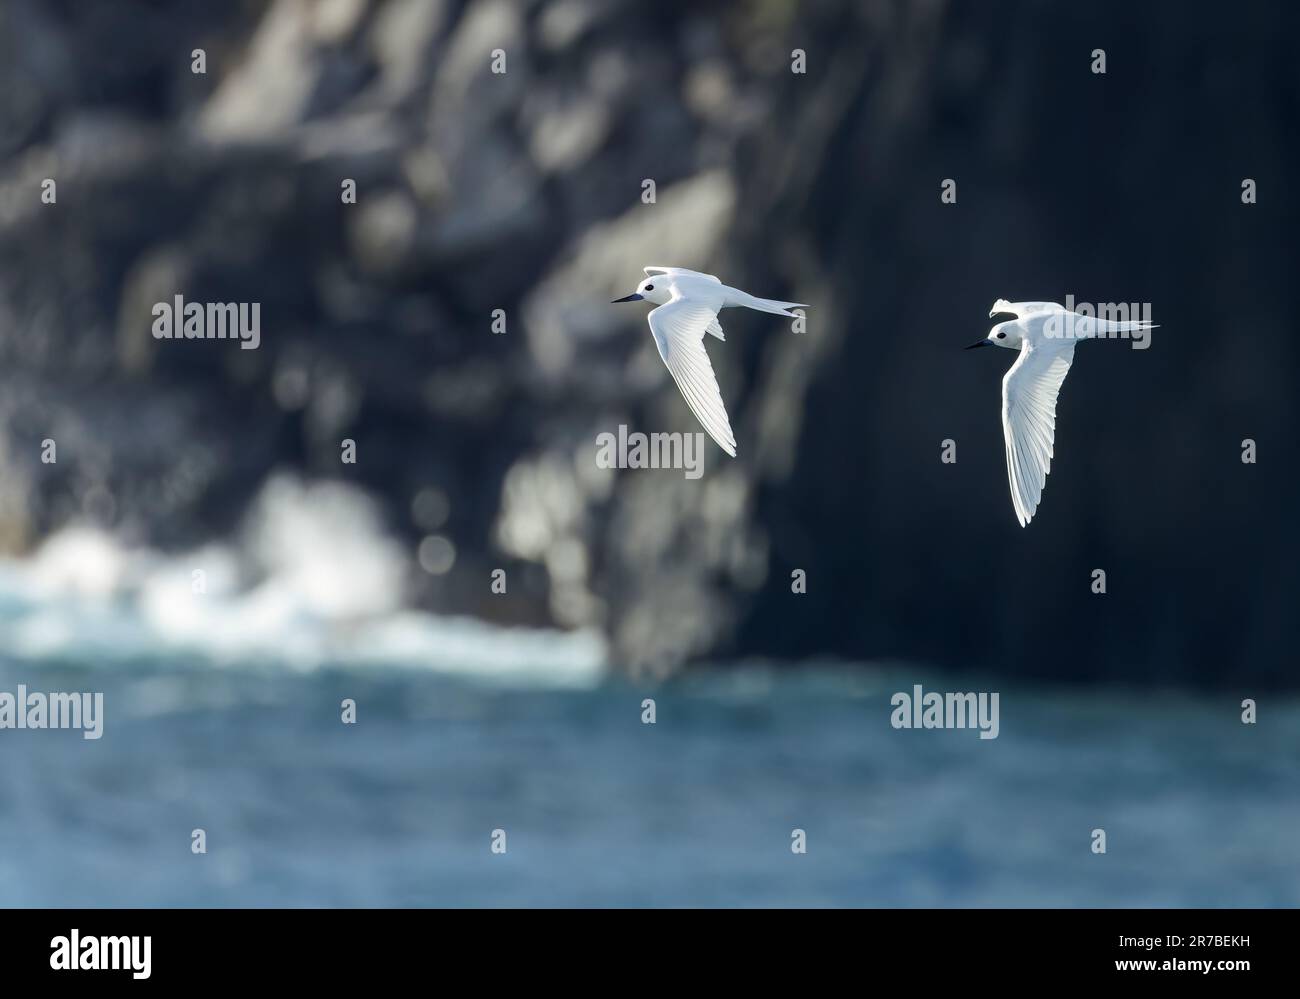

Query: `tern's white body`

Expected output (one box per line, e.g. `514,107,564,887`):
976,298,1157,527
614,267,807,457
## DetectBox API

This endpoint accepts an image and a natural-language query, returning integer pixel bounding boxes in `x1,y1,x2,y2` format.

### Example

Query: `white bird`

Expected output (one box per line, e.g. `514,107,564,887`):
967,298,1157,527
612,267,808,456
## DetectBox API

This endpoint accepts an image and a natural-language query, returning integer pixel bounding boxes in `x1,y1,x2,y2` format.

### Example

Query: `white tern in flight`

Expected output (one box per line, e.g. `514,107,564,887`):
967,298,1156,527
613,267,807,456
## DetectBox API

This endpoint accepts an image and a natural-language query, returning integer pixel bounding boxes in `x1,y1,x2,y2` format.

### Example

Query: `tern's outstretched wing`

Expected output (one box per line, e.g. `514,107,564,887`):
646,297,736,457
991,299,1061,318
644,266,721,284
1001,341,1075,526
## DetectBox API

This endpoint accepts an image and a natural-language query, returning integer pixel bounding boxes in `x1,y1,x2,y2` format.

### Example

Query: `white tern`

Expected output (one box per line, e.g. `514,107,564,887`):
967,298,1156,526
613,267,807,457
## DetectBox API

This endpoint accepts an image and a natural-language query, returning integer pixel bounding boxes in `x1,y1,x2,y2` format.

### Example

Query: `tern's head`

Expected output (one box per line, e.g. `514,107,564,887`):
612,278,671,307
965,319,1023,351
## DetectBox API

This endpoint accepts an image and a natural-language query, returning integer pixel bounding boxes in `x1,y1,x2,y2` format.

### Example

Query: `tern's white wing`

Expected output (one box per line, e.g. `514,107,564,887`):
1001,341,1075,526
644,266,721,283
992,299,1061,318
647,297,736,457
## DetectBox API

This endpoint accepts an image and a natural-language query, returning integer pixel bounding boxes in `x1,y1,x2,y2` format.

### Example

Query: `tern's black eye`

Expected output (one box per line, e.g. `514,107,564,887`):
996,331,1006,339
644,284,654,291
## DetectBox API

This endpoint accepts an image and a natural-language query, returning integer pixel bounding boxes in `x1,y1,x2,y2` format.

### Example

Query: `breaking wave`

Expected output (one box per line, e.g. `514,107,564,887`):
0,476,605,687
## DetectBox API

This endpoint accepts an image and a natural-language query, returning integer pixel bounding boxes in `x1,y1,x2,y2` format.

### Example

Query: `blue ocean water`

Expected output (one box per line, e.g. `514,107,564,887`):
1,658,1296,907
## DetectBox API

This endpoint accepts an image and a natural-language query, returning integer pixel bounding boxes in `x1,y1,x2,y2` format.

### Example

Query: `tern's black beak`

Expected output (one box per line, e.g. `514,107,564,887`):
611,293,644,303
965,338,993,350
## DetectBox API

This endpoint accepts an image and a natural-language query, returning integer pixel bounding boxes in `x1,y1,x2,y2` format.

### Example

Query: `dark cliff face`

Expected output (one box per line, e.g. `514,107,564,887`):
0,0,1295,686
733,0,1300,689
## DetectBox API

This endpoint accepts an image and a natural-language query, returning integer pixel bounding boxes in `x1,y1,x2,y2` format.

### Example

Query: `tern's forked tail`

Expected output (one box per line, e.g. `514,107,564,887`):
725,288,810,318
1093,318,1159,333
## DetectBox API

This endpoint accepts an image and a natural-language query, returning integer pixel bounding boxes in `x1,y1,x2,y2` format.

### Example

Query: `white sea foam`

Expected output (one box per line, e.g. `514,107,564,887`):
0,476,606,688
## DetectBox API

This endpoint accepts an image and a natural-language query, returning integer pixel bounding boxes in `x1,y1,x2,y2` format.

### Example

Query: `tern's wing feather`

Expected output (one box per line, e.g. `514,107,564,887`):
1001,342,1075,527
644,266,721,283
647,298,736,456
998,300,1061,317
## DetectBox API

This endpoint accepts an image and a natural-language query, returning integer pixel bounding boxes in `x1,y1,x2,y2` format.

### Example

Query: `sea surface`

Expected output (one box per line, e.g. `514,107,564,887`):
1,655,1296,907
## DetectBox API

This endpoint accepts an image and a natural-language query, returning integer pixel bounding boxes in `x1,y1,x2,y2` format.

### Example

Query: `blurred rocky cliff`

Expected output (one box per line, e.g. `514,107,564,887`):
0,0,1296,685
